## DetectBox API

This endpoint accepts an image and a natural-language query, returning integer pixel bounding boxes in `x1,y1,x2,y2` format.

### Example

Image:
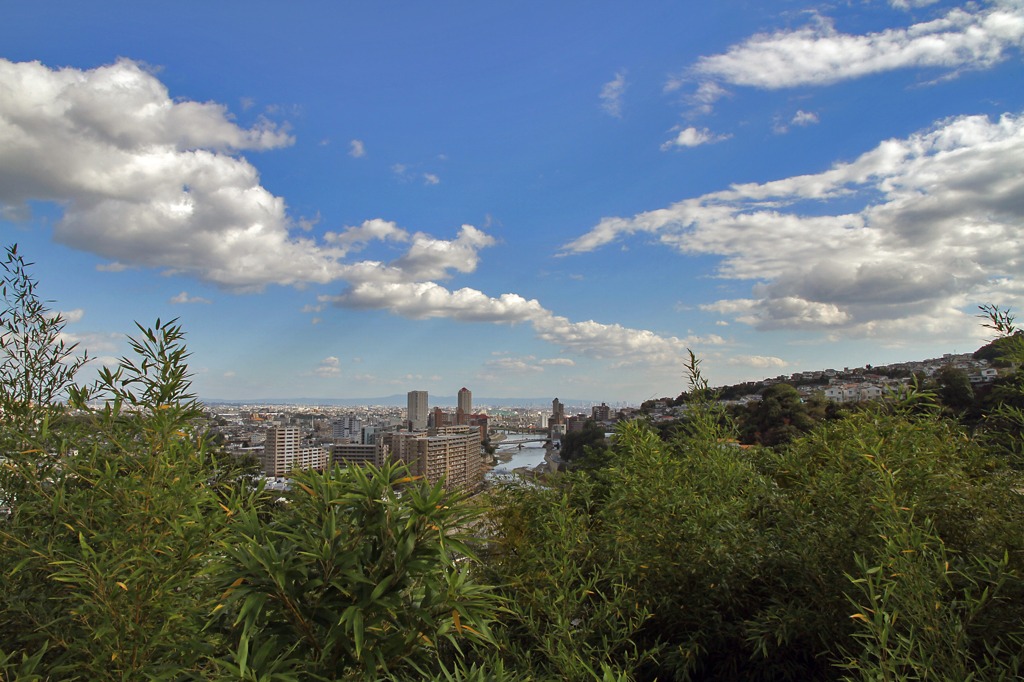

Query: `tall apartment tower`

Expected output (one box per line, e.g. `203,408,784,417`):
456,386,472,425
458,387,472,414
552,398,565,422
407,390,429,430
261,426,328,477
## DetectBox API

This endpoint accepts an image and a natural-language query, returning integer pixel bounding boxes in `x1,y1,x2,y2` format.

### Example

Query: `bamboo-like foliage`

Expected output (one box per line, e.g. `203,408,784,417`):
0,312,252,679
0,244,88,449
211,461,498,681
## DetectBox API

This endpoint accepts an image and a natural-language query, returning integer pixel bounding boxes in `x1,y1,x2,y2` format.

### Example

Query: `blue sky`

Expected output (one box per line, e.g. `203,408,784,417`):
2,1,1023,403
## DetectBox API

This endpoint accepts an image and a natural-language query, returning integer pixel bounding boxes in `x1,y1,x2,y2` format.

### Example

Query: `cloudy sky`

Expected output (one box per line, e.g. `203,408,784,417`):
2,1,1023,403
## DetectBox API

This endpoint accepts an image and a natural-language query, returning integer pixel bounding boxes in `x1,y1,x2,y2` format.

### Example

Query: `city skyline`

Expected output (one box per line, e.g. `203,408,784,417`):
2,2,1023,403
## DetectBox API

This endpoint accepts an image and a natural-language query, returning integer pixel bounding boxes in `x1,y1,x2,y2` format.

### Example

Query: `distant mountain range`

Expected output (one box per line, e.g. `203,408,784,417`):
201,395,602,409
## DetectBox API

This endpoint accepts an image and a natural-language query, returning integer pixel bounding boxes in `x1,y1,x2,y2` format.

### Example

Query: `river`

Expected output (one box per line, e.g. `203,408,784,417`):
488,432,550,479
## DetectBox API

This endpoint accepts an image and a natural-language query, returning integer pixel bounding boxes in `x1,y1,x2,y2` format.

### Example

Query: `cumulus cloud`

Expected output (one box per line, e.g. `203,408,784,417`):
661,126,729,150
599,70,627,118
540,357,576,367
792,110,819,126
0,58,352,292
728,354,788,369
564,112,1024,339
315,356,341,377
1,58,692,370
393,225,495,280
170,291,212,304
349,139,366,158
323,218,409,256
423,173,440,185
687,2,1024,92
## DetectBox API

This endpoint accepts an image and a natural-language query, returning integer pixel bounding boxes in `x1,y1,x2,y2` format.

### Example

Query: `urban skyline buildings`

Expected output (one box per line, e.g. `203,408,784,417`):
407,390,428,430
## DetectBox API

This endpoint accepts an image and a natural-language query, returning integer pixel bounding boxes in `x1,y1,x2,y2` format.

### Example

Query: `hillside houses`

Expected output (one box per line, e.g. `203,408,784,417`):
719,352,1002,407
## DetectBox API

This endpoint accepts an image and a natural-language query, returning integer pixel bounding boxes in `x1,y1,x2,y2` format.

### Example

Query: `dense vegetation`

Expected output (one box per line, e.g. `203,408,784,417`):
1,247,1022,680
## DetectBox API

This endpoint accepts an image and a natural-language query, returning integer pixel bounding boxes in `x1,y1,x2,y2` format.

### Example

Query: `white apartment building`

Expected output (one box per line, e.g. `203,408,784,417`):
261,426,328,477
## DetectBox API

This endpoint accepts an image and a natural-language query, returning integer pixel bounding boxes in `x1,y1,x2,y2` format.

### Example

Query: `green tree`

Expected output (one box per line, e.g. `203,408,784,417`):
739,382,816,446
560,418,608,467
211,461,499,681
936,364,976,413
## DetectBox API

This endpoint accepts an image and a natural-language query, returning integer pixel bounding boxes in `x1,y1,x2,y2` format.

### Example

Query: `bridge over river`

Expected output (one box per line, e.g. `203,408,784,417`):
494,436,550,449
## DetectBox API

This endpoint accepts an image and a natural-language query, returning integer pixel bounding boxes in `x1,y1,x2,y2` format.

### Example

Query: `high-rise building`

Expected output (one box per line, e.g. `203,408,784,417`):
552,398,565,422
458,387,472,414
549,398,566,437
261,426,328,477
407,390,429,430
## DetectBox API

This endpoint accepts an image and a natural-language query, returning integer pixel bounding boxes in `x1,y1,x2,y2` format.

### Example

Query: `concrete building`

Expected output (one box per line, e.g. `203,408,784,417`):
457,387,472,424
548,398,566,437
380,425,483,491
331,415,362,441
332,442,381,468
261,426,328,477
407,390,429,430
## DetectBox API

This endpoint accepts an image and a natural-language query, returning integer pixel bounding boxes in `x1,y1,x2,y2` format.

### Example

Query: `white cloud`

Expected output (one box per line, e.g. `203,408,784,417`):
349,139,366,158
689,3,1024,91
423,173,440,185
323,218,410,256
393,225,495,280
0,58,351,292
564,112,1024,340
792,109,819,126
891,0,943,9
539,357,576,367
728,354,788,369
315,356,341,377
324,282,547,322
170,291,212,305
0,58,693,371
58,308,85,324
661,126,729,150
485,356,545,374
599,70,628,118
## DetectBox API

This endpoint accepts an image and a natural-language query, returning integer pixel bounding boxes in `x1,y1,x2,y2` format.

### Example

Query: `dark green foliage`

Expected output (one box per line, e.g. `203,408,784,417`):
973,334,1023,366
560,418,609,468
482,359,1024,680
738,382,817,446
212,461,498,681
936,364,977,414
0,315,255,679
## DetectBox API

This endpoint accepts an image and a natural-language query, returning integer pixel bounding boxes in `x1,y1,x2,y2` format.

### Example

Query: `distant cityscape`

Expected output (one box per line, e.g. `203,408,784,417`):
206,346,1000,491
